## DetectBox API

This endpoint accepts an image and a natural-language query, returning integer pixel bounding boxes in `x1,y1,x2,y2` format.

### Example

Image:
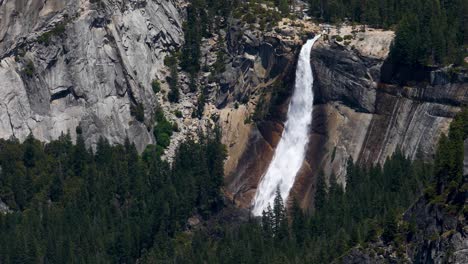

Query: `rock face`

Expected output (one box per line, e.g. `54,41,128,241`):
223,24,467,211
330,89,467,264
403,197,468,264
0,0,183,151
0,1,466,214
293,35,466,210
339,183,468,264
218,20,313,208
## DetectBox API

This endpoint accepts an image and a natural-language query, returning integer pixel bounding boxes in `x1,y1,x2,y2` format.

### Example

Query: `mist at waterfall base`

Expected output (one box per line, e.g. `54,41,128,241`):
252,35,320,216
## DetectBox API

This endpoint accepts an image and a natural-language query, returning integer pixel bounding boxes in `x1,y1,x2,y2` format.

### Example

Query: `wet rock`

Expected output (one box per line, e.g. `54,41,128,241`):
225,24,467,211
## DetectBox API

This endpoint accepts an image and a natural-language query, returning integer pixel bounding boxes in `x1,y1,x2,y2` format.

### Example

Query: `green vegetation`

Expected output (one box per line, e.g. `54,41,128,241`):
140,150,428,263
0,128,226,263
0,95,464,264
276,0,290,14
180,3,202,76
174,0,294,109
153,108,173,150
212,41,227,75
252,95,268,122
196,86,208,119
151,79,161,94
390,1,466,67
180,0,293,88
181,0,221,91
174,110,183,118
2,0,466,261
308,0,467,67
233,1,284,31
434,108,467,195
333,35,343,42
130,103,145,122
165,55,180,103
23,60,35,77
37,22,67,46
148,108,466,263
180,0,238,90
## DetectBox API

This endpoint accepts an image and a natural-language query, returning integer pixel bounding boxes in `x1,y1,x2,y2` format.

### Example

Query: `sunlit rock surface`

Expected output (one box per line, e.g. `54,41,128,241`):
0,0,183,151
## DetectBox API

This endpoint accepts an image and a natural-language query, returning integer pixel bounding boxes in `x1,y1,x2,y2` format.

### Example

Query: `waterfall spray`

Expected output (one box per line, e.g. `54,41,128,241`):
252,35,320,216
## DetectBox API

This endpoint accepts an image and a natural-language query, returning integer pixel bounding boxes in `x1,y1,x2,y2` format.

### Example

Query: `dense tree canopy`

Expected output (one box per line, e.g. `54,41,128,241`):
139,109,466,263
0,129,226,263
0,0,466,261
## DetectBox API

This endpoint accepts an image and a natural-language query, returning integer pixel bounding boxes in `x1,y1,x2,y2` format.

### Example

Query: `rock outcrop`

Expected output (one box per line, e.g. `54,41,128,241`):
293,29,466,210
223,23,467,211
338,180,468,264
217,19,317,208
1,1,466,214
0,0,183,152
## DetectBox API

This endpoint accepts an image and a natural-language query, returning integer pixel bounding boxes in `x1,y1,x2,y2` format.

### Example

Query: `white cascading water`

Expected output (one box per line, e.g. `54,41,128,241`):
252,35,320,216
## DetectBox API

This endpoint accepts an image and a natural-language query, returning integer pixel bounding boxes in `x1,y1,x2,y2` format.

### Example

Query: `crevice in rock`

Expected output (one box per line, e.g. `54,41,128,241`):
89,16,109,29
50,89,72,102
377,84,464,108
50,87,86,102
103,27,137,104
4,104,16,138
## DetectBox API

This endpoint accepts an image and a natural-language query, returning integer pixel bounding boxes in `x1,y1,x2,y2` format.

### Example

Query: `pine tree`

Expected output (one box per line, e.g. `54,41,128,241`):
73,128,88,177
273,186,288,242
291,197,306,245
262,205,274,239
167,56,180,103
315,170,327,212
381,212,398,243
345,157,356,191
23,134,42,168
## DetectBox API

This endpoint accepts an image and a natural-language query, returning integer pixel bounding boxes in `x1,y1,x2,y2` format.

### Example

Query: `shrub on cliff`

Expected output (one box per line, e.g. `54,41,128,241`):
153,108,173,149
151,80,161,93
130,103,145,122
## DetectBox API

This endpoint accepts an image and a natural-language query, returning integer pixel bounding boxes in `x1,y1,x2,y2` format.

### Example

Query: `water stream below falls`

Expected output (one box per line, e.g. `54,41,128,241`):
252,35,320,216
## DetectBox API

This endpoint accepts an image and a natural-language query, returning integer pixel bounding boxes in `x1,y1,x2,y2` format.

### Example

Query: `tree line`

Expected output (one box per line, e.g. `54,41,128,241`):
143,108,466,263
0,108,464,263
0,127,226,263
308,0,467,67
147,150,432,263
178,0,465,94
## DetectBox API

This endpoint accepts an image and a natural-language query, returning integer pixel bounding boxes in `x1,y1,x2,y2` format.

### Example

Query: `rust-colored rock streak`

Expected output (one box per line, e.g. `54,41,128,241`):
252,36,321,216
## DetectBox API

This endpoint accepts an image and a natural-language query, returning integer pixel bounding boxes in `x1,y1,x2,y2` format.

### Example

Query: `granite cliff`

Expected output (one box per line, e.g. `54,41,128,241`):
0,0,183,152
0,1,466,212
223,24,467,211
339,171,467,264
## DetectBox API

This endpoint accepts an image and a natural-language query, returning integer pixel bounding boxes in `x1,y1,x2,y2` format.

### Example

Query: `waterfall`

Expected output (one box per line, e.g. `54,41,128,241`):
252,35,320,216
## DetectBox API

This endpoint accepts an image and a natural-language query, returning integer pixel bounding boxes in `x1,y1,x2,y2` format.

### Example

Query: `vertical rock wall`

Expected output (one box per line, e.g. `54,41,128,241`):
0,0,183,151
223,25,467,211
292,33,467,211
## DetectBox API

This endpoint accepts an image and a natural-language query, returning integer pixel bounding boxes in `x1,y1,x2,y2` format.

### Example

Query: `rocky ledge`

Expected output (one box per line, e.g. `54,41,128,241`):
338,182,468,264
0,0,183,152
223,22,467,211
292,26,466,210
